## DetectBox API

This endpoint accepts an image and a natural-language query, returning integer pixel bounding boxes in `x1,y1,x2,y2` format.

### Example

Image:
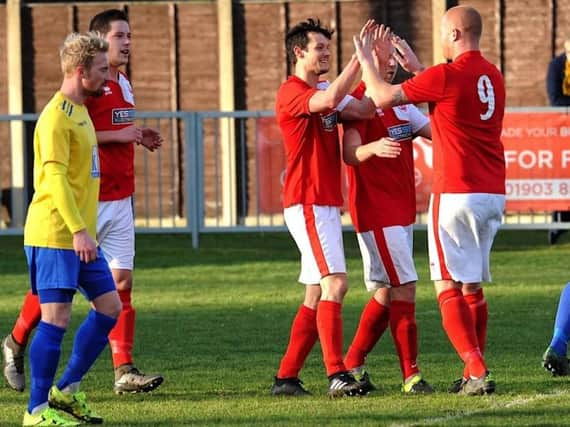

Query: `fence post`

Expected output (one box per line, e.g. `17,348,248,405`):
7,0,26,227
186,112,199,249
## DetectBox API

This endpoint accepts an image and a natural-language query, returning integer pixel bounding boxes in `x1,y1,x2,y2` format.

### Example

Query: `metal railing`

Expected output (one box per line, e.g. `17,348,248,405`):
1,110,570,249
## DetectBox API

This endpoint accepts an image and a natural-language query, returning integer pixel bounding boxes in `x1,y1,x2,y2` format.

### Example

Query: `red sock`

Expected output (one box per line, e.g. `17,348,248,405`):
438,288,486,378
463,289,488,378
277,305,318,379
344,297,389,370
109,289,135,368
390,300,419,381
317,301,346,377
11,291,41,346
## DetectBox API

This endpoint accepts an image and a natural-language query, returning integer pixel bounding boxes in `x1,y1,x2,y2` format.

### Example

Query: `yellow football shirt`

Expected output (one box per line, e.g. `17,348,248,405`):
24,91,100,249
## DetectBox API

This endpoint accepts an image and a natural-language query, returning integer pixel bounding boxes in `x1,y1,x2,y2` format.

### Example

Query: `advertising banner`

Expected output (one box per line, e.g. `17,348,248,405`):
257,111,570,214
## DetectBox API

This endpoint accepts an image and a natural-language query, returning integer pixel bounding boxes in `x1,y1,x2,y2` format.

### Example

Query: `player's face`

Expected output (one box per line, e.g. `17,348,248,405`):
378,47,398,84
105,20,131,68
300,32,331,76
82,52,109,97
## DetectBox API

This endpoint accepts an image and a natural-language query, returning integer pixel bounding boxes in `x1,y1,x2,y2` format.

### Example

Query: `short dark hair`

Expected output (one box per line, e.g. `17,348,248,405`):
285,18,333,65
89,9,129,34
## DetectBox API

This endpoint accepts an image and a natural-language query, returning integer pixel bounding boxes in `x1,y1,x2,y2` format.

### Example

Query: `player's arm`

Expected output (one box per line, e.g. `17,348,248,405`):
44,161,97,262
343,126,401,166
308,55,361,113
96,126,142,145
339,96,376,120
415,123,431,139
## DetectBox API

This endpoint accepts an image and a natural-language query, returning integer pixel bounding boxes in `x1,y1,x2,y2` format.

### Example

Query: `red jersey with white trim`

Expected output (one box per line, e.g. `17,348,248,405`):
344,105,429,231
85,72,135,201
276,75,343,208
401,51,506,194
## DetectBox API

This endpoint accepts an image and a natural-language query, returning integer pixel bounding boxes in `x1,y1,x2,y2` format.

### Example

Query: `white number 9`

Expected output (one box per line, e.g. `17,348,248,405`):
478,75,495,121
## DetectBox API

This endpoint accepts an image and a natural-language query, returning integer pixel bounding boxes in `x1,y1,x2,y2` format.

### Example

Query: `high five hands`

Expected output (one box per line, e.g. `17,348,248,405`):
353,20,424,75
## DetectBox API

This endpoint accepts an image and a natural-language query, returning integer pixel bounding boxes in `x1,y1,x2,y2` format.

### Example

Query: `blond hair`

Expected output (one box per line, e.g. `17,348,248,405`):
59,31,108,75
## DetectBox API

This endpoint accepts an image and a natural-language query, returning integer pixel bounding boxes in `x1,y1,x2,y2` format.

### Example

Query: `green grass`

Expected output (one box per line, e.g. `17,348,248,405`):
1,230,570,426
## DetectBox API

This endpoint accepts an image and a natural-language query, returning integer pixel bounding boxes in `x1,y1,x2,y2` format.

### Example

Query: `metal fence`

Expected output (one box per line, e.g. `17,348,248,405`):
1,110,569,248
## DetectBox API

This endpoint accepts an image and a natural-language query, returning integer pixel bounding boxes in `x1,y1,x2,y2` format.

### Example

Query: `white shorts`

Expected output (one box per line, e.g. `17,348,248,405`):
97,197,135,271
427,193,505,283
284,204,346,285
357,225,418,291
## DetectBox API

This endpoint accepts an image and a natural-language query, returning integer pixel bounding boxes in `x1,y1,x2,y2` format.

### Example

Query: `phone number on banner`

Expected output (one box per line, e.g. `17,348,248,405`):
506,179,570,200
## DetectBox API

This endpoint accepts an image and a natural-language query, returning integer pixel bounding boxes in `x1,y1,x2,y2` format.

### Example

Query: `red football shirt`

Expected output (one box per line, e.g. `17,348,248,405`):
85,72,135,201
401,51,506,194
344,105,429,231
276,75,343,208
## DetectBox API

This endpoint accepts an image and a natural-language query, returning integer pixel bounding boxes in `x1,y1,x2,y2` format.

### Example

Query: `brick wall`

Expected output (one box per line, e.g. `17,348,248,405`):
1,0,567,223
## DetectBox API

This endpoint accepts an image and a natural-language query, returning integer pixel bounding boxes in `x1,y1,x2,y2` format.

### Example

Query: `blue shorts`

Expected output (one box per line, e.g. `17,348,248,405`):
24,246,116,303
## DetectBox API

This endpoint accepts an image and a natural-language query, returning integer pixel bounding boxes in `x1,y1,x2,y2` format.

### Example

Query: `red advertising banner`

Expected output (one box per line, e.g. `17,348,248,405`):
501,112,570,211
256,111,570,214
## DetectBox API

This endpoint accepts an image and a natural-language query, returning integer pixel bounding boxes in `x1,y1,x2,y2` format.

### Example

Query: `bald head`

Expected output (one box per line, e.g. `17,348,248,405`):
440,5,482,60
444,6,482,41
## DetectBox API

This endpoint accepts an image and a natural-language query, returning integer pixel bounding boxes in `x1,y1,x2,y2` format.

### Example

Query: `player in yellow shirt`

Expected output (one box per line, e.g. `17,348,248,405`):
22,32,122,426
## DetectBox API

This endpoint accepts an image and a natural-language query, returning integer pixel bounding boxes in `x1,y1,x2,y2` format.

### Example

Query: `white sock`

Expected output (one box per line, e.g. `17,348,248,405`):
30,402,48,415
62,381,80,394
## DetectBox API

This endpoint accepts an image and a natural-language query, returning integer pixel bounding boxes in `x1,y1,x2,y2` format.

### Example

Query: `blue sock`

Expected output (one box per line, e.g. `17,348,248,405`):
28,321,66,413
57,310,117,391
550,282,570,356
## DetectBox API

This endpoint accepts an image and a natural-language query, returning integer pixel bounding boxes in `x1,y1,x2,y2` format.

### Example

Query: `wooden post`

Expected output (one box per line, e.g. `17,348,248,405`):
217,0,237,226
432,0,447,65
7,0,25,227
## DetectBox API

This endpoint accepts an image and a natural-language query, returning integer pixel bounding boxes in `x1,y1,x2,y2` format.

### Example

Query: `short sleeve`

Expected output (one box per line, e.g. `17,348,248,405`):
406,104,430,133
401,65,447,104
277,79,318,118
350,81,367,100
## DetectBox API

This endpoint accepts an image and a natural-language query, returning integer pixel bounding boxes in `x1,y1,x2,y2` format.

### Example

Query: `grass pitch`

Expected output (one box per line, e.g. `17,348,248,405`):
1,230,570,426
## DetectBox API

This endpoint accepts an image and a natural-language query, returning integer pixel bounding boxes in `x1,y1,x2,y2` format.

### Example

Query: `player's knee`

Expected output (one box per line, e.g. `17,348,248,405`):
391,282,416,302
304,285,321,308
112,270,133,291
462,283,481,295
321,274,348,301
93,291,123,318
373,287,391,305
43,311,72,329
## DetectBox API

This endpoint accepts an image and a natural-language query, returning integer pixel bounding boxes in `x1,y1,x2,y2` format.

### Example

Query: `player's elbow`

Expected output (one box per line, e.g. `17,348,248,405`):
325,92,343,110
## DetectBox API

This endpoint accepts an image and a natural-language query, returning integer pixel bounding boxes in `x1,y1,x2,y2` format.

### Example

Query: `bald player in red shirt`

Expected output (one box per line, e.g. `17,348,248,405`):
354,6,506,396
270,18,375,398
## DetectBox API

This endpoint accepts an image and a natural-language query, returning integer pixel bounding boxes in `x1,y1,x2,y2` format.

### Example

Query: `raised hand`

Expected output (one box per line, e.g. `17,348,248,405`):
391,34,425,74
353,22,375,66
359,19,376,42
373,24,393,68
